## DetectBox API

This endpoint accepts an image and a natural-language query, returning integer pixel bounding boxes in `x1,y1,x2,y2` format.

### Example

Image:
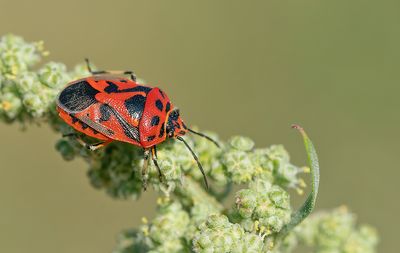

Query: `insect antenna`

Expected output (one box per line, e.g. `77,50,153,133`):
188,128,220,148
84,58,93,73
176,136,209,189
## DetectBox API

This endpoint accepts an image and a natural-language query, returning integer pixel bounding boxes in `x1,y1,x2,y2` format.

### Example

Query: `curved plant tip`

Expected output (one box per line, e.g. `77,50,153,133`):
277,124,320,240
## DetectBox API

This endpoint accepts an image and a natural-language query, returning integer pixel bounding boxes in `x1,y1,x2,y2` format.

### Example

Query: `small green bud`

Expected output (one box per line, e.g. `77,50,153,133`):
149,205,189,243
231,223,245,241
148,239,185,253
156,150,183,182
204,214,230,229
238,233,264,253
15,72,41,93
0,92,22,120
239,218,256,232
358,225,378,247
250,148,274,180
223,150,255,184
193,214,239,253
260,215,284,233
195,233,213,250
268,185,290,209
248,178,272,193
209,161,228,185
190,202,221,226
22,93,45,117
235,189,257,218
253,194,272,219
229,136,255,151
38,62,69,88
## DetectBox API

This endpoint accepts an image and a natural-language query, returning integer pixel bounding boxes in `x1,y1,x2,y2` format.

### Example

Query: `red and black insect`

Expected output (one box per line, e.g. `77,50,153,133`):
56,59,219,189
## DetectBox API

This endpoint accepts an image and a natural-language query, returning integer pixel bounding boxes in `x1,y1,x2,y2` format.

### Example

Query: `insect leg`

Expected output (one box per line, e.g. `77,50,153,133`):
63,132,111,151
85,58,137,81
62,132,78,138
142,148,151,191
151,146,164,183
84,140,112,151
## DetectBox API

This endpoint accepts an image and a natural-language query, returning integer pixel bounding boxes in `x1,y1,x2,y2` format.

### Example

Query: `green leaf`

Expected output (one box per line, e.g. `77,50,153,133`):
277,125,320,240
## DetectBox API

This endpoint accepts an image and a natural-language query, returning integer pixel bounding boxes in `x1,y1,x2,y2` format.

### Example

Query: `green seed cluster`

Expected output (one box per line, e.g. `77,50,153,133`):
231,179,291,235
193,214,265,253
114,197,217,253
0,34,89,123
0,34,378,253
222,136,308,193
292,206,378,253
144,200,190,252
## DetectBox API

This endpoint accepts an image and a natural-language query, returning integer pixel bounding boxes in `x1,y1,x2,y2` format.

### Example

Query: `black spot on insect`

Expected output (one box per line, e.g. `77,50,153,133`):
70,114,79,124
99,104,112,122
126,85,152,93
58,80,99,112
81,121,89,130
179,130,186,135
147,135,156,141
151,116,160,126
159,123,165,137
104,81,119,93
120,79,127,83
165,102,171,113
104,81,152,94
174,123,181,129
125,95,146,119
159,89,165,98
155,99,163,111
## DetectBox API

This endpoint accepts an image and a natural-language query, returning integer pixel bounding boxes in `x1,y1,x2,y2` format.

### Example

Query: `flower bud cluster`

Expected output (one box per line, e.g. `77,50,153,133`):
222,136,307,193
114,199,190,253
0,34,89,122
193,214,265,253
293,206,378,253
231,179,291,237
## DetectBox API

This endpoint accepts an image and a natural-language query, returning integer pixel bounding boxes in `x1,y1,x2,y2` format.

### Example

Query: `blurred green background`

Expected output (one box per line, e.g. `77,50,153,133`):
0,0,398,252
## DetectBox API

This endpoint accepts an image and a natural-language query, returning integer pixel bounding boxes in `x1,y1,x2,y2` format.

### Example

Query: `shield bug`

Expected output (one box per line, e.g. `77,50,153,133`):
56,59,219,189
